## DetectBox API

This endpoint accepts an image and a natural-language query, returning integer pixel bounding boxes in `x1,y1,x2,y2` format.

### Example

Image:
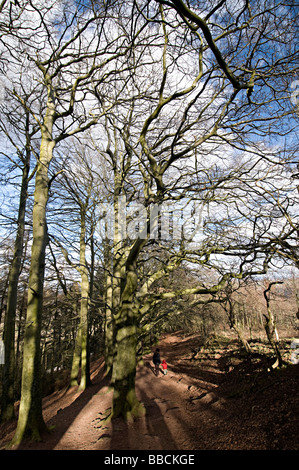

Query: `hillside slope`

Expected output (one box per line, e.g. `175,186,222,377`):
1,332,298,450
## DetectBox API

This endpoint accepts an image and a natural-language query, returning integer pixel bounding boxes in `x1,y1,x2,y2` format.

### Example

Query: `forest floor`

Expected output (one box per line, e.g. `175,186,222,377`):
0,331,298,451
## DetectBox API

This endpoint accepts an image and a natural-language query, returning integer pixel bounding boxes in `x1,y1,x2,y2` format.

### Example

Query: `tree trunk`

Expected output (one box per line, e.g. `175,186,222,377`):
102,230,114,374
109,188,149,420
1,154,30,422
69,207,91,390
104,268,114,374
263,282,283,369
111,323,144,420
233,322,252,355
12,158,51,445
12,105,55,445
69,321,82,387
111,264,145,421
264,311,283,368
78,276,90,390
226,297,252,355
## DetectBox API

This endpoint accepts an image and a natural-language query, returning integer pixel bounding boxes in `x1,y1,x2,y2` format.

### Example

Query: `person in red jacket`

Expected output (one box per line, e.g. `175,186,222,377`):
161,359,168,375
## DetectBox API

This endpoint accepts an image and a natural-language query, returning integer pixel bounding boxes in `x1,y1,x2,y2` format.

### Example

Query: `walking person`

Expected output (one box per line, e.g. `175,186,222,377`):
161,359,168,375
152,348,161,376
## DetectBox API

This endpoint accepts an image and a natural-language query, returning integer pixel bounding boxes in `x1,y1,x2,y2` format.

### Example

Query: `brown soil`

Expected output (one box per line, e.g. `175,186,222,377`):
0,331,298,451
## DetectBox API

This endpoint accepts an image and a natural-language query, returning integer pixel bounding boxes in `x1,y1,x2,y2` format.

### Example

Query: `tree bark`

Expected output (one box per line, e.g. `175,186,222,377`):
69,204,91,390
69,320,82,387
263,282,283,369
78,272,90,390
111,265,145,420
1,144,30,422
12,102,55,445
111,323,145,420
12,160,50,444
104,257,114,374
233,322,252,355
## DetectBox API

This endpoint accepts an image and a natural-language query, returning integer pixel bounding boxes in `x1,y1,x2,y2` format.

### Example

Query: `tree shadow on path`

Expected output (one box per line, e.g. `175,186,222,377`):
108,365,180,450
15,360,110,450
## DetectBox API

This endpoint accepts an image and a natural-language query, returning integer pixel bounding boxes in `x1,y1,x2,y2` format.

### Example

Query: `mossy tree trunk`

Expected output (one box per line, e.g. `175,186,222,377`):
103,180,126,375
12,106,56,444
110,206,150,421
111,262,145,420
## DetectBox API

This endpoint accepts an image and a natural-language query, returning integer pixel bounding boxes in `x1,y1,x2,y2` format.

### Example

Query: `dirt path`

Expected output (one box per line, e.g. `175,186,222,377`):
1,332,298,450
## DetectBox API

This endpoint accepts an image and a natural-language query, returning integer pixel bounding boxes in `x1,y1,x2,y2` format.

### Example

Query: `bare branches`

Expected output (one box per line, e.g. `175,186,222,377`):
155,0,254,92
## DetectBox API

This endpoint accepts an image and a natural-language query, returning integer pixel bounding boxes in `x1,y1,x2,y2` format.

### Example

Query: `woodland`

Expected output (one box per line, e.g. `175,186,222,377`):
0,0,298,450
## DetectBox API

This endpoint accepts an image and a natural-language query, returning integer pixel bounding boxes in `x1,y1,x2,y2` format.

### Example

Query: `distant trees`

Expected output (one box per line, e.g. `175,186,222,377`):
49,142,104,390
0,0,298,444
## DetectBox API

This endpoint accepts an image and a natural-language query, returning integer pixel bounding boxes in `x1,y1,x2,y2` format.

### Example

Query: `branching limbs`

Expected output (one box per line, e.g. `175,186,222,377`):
155,0,255,93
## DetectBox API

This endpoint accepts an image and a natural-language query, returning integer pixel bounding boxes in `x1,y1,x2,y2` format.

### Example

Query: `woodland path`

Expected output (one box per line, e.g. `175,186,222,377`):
1,332,298,450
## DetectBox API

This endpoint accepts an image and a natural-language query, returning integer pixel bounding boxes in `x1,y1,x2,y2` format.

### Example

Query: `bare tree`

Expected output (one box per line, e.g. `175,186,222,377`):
0,89,38,422
98,0,298,420
0,0,139,444
0,0,297,434
263,281,284,368
48,142,104,390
